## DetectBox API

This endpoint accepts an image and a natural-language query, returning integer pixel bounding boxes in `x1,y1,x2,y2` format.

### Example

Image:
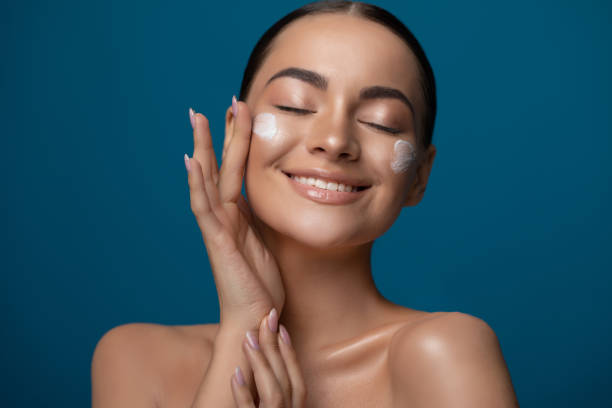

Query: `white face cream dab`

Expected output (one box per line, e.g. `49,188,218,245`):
252,112,278,141
390,139,416,174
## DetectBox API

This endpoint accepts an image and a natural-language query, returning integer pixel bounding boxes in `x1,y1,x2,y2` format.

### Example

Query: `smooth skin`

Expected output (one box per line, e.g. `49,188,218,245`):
91,13,519,408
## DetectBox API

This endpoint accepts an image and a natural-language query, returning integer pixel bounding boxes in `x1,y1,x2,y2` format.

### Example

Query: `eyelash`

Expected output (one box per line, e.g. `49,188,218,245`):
364,122,401,135
275,105,313,114
275,105,401,135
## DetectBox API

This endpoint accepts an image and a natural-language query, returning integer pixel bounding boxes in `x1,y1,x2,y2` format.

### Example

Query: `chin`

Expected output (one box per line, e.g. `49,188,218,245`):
252,203,380,250
285,226,364,249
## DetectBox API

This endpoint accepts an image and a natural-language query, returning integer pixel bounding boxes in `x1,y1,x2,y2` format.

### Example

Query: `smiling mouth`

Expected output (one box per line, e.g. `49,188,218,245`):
282,172,371,193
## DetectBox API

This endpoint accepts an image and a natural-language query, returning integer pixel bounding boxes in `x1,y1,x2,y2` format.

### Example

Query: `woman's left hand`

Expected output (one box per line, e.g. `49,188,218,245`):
231,308,307,407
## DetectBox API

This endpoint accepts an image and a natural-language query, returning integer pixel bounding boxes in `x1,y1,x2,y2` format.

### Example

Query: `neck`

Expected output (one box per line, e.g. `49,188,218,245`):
258,223,390,355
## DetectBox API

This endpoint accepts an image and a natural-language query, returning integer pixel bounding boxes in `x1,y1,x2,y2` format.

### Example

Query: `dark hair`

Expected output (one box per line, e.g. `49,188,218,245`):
238,0,437,150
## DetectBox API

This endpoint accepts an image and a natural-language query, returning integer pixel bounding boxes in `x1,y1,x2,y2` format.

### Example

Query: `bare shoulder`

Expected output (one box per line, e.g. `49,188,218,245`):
91,322,219,408
389,310,498,350
388,311,519,407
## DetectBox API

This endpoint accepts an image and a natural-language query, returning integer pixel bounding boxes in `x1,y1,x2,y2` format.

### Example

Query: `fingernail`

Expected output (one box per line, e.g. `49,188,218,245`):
234,366,245,386
184,153,191,172
246,331,259,350
267,308,278,333
189,107,195,129
279,324,291,346
231,95,238,118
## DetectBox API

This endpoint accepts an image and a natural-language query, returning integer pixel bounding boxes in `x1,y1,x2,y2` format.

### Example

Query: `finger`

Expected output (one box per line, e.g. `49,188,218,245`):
219,98,253,203
258,308,292,407
243,330,284,407
222,104,234,164
185,155,224,241
191,112,226,224
200,147,224,221
278,324,307,407
231,366,256,408
191,109,219,185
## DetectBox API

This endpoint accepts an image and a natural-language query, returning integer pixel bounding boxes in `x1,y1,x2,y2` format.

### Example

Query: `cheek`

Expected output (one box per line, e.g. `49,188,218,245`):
253,112,279,141
250,112,296,158
390,140,416,174
363,138,416,208
363,138,416,178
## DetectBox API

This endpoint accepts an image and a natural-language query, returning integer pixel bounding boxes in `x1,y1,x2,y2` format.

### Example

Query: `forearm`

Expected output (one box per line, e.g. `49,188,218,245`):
190,325,258,408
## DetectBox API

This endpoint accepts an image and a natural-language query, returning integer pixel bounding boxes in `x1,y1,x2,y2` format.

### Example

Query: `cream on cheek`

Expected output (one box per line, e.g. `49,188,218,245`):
390,139,416,174
253,112,281,142
249,111,295,170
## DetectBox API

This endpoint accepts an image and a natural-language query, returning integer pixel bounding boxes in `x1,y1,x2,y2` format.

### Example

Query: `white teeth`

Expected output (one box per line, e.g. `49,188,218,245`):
291,175,358,192
326,182,338,191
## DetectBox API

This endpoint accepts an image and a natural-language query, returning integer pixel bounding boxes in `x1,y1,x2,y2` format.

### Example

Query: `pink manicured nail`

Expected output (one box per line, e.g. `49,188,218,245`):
279,324,291,346
231,95,238,118
184,153,191,172
246,331,259,350
189,107,195,129
267,308,278,333
234,366,245,386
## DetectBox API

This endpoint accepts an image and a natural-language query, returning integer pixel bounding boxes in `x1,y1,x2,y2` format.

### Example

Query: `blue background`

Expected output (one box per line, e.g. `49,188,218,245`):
2,0,610,406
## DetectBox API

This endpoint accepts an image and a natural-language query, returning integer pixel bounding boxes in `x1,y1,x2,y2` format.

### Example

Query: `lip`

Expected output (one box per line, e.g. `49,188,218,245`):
284,172,370,205
282,168,372,188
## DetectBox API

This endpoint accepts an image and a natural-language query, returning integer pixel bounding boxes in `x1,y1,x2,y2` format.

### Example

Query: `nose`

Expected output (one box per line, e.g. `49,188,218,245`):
305,108,361,162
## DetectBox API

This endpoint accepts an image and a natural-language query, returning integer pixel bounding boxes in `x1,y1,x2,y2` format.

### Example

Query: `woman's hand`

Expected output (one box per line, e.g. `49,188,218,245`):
231,308,307,407
185,97,285,330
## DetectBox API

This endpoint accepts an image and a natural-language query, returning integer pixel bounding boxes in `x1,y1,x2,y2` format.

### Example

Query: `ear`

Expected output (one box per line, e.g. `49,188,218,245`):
223,104,236,162
403,143,437,207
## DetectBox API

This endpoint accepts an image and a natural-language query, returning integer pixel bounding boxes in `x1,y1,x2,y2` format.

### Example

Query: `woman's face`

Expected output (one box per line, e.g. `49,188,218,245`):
241,13,436,249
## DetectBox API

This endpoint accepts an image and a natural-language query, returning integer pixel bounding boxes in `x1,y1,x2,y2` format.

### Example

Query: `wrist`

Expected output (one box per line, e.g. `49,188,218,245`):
217,309,272,338
215,321,259,345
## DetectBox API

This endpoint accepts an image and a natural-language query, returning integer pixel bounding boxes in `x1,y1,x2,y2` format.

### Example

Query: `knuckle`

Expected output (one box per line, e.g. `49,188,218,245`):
190,198,207,216
210,228,232,248
261,332,280,349
189,200,199,215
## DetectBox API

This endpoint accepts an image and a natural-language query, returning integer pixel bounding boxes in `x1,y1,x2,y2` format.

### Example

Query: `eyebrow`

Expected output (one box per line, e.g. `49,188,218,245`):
266,67,328,90
265,66,415,117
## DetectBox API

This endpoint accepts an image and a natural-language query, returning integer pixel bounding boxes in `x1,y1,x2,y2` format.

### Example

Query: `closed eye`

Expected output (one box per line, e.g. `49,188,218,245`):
358,120,401,135
275,105,314,115
275,106,400,134
370,123,401,134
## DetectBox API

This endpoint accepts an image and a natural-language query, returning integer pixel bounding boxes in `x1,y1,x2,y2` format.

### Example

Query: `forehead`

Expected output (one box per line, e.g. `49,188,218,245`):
249,13,422,105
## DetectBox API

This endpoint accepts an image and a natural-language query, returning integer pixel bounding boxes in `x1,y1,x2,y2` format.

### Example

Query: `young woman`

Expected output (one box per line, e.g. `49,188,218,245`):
92,1,519,407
